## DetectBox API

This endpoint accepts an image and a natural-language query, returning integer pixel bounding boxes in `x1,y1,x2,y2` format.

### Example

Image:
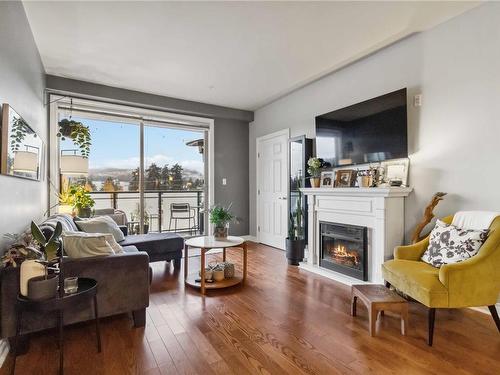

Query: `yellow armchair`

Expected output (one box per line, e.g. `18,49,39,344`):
382,214,500,346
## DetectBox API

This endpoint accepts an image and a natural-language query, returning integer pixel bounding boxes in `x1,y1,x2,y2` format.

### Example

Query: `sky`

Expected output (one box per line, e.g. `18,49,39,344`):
60,116,204,174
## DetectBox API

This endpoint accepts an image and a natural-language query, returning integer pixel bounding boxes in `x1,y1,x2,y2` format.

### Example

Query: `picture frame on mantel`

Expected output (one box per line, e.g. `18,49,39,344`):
335,169,357,187
380,158,410,187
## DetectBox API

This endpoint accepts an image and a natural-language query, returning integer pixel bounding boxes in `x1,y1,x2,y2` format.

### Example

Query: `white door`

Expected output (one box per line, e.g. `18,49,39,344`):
257,129,289,249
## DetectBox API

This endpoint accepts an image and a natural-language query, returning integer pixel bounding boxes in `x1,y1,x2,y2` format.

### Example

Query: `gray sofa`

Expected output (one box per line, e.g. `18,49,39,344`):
0,213,183,346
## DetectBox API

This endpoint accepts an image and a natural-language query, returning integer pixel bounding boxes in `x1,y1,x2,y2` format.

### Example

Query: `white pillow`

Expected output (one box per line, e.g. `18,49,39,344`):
62,232,116,258
103,233,123,254
421,220,489,268
75,215,125,242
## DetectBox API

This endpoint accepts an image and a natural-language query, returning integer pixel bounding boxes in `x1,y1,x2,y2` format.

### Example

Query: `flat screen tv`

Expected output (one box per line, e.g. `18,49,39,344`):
315,88,407,167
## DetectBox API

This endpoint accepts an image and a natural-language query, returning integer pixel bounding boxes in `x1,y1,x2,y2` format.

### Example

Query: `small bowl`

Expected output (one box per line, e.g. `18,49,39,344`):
213,270,225,282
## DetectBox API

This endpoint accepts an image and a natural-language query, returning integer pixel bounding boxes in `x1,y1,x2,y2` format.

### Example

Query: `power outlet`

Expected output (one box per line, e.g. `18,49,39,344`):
414,94,422,107
222,178,227,185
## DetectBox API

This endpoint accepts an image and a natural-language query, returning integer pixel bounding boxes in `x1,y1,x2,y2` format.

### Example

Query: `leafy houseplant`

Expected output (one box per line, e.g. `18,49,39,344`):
57,119,92,158
25,221,63,300
70,185,95,218
209,204,234,239
307,157,324,188
286,179,305,265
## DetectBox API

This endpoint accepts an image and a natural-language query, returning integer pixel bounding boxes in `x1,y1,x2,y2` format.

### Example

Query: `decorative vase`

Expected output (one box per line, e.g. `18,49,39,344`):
213,269,225,282
77,207,92,218
311,177,321,188
20,260,45,297
213,225,228,239
285,238,305,266
27,274,59,301
220,262,235,278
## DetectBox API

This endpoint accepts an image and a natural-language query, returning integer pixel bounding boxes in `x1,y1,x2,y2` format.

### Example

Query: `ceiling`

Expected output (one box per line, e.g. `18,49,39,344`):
23,1,479,111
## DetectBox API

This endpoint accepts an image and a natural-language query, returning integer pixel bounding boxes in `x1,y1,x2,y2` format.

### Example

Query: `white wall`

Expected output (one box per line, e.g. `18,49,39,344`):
0,2,47,244
249,3,500,238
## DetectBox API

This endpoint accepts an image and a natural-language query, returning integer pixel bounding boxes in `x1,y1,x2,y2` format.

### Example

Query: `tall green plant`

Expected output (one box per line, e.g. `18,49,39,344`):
288,179,304,240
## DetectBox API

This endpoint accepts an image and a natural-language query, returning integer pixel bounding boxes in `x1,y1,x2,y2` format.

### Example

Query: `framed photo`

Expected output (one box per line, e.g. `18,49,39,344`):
320,171,334,188
380,158,409,186
335,169,357,187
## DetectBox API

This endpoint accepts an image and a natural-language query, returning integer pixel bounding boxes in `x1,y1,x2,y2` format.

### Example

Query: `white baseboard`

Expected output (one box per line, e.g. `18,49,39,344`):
241,235,258,242
0,339,9,369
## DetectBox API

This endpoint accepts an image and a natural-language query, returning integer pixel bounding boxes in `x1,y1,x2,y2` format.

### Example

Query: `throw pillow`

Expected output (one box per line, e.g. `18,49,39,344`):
421,220,489,268
75,215,125,242
62,232,116,258
103,233,123,254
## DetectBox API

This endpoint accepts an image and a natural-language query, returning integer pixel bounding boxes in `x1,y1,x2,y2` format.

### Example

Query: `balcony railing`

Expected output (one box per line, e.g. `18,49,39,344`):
89,190,204,235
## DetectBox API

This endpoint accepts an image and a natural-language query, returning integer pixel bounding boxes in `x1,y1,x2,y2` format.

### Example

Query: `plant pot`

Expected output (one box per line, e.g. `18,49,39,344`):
77,207,92,218
27,274,59,301
58,204,74,215
20,260,45,297
285,238,305,266
213,225,228,239
213,269,225,282
311,177,321,188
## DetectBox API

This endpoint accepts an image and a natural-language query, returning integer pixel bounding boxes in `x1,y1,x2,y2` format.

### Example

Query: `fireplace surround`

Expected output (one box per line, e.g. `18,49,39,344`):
300,187,412,284
320,222,368,281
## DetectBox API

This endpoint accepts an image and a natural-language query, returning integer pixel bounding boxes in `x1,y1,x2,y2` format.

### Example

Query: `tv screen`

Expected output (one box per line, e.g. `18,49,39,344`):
315,88,407,167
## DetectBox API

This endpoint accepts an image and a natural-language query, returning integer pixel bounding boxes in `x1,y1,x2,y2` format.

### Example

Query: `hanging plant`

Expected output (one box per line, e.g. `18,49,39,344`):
57,119,91,158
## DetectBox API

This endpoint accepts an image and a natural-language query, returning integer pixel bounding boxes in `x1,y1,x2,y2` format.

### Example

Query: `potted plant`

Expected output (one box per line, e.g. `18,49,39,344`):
131,204,150,234
307,157,323,188
286,182,305,265
70,185,95,218
24,221,62,300
209,204,234,239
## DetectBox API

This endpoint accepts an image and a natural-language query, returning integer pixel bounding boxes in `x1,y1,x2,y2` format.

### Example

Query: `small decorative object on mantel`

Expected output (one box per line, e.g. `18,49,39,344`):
320,171,334,188
335,169,357,187
307,157,324,188
411,192,447,244
368,166,380,187
356,170,372,188
209,203,235,239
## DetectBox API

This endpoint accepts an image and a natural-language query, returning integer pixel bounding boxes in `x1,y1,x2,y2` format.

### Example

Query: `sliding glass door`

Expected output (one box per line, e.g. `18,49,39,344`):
55,99,209,236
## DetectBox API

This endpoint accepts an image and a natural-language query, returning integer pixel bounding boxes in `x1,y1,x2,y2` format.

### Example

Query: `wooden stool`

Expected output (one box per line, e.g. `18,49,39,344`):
351,284,408,337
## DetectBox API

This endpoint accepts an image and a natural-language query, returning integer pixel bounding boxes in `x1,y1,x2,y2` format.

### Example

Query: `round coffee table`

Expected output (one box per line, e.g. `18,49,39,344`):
184,236,247,295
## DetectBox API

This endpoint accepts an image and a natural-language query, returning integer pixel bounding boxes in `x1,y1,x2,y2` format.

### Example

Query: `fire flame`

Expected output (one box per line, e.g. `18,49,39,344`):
331,244,360,265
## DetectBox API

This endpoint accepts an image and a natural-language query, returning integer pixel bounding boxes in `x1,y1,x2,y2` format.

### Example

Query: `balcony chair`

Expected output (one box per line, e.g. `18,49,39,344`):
169,203,196,234
382,214,500,346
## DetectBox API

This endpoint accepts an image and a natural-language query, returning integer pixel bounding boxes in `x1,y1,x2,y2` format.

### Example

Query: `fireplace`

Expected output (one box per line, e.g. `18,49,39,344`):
320,222,368,281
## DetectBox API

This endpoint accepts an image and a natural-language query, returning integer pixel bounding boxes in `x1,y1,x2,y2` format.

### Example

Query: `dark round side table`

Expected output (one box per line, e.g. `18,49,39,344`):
12,277,101,375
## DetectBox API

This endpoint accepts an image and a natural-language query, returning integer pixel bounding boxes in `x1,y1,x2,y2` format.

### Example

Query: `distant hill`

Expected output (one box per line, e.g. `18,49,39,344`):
89,167,203,182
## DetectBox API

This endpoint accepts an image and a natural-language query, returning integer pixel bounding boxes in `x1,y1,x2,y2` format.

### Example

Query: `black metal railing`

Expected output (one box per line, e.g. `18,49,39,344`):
89,190,204,235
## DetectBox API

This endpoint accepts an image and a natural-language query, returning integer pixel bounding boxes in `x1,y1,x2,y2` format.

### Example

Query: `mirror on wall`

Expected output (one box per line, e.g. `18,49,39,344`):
1,103,43,181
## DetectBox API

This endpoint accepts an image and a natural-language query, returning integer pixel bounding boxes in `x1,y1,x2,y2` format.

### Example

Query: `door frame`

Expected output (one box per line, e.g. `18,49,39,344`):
256,128,290,248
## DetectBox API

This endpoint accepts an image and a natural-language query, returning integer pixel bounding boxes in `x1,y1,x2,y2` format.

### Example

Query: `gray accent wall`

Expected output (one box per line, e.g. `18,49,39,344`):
250,3,500,239
45,76,252,235
0,2,47,243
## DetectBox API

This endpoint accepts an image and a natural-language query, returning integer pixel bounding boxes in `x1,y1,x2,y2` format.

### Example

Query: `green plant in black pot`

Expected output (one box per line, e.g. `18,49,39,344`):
286,180,305,266
209,204,234,239
28,221,63,300
70,185,95,218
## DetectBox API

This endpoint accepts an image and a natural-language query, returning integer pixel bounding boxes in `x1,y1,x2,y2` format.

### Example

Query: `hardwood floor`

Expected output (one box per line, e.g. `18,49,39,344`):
2,242,500,374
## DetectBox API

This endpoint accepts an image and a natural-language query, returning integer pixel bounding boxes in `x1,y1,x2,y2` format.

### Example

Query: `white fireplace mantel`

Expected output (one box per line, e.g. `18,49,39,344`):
300,187,413,285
